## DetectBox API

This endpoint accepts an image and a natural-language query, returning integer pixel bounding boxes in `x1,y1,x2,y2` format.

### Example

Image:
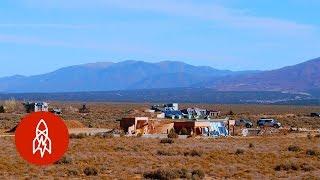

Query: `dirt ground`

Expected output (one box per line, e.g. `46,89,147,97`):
0,103,320,179
0,134,320,179
1,102,320,130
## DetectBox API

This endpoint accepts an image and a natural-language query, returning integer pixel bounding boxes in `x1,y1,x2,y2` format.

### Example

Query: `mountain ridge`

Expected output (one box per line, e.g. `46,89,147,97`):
205,57,320,91
0,60,235,92
0,58,319,93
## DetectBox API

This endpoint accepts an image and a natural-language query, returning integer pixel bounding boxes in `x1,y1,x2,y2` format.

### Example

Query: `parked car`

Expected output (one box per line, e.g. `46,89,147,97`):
310,112,320,117
235,119,253,128
164,110,182,119
257,119,281,128
50,108,62,115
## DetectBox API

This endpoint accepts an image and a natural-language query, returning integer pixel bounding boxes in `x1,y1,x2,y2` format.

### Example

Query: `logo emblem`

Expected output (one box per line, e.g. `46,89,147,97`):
33,119,52,158
15,112,69,165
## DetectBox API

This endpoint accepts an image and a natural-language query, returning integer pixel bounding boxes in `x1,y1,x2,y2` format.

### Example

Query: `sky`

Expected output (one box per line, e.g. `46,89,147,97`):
0,0,319,77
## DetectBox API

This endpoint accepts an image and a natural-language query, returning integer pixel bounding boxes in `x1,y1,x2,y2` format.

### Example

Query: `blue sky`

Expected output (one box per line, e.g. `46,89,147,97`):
0,0,319,77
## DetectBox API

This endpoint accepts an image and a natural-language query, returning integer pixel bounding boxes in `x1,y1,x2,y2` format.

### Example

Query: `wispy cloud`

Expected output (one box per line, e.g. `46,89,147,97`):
0,33,152,54
0,34,75,47
111,0,315,34
24,0,316,35
0,33,225,63
0,23,93,29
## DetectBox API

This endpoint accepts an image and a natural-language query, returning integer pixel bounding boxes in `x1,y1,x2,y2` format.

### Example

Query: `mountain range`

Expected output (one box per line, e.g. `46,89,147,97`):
0,58,319,93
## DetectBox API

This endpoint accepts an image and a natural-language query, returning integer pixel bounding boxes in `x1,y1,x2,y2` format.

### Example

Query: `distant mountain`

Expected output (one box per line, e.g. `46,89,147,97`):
202,57,320,91
0,60,234,93
0,58,319,93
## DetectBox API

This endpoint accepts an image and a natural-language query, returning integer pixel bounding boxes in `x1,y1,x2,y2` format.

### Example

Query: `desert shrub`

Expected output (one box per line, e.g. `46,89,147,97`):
157,150,176,156
235,149,245,155
143,169,189,180
114,146,125,151
168,129,178,139
184,149,203,157
187,133,196,138
103,133,114,138
307,133,312,140
300,163,315,172
249,143,254,148
275,164,290,171
160,138,174,144
314,134,320,138
0,105,5,113
275,162,314,172
95,132,114,138
137,132,143,137
120,131,126,137
191,169,205,179
144,169,179,179
69,133,87,139
306,149,319,156
4,98,17,113
179,168,189,179
67,169,79,176
179,128,189,135
228,110,234,115
83,167,98,176
274,162,299,171
54,156,72,164
288,145,301,152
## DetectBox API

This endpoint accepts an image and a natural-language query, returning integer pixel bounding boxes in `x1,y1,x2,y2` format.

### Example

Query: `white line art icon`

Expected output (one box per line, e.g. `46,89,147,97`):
32,119,52,158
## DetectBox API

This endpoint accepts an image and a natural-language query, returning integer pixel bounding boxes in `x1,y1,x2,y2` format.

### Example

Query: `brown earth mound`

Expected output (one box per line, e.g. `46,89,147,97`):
64,120,86,129
5,120,85,133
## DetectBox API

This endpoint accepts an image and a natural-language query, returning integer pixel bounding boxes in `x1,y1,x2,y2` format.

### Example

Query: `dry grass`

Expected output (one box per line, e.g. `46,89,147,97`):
0,134,319,179
0,102,320,178
1,102,319,130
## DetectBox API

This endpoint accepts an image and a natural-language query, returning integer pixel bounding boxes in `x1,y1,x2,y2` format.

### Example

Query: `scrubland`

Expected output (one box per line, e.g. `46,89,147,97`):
0,102,320,179
0,134,320,179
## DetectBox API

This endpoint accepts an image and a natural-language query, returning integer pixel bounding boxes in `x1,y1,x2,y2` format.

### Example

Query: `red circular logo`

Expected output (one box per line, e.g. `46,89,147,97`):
15,112,69,166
